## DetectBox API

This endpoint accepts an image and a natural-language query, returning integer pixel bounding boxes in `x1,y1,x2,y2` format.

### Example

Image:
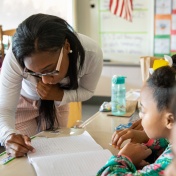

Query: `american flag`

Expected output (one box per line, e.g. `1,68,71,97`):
109,0,133,22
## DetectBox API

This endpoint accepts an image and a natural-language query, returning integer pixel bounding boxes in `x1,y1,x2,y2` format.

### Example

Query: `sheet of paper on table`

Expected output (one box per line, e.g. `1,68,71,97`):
28,131,112,176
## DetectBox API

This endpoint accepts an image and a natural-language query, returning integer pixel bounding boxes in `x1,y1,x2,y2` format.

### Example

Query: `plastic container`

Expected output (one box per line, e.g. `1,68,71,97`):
111,75,126,115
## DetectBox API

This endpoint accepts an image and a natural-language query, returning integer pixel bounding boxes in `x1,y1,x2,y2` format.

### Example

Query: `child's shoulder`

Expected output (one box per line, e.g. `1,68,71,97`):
155,143,173,166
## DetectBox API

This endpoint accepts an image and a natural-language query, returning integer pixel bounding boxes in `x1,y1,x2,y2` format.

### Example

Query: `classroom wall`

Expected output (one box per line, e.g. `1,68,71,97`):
94,64,142,96
0,0,76,30
77,0,99,43
1,0,145,97
76,0,146,96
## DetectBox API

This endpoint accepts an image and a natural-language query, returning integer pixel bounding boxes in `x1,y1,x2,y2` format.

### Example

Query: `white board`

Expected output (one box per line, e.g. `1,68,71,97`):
99,0,154,64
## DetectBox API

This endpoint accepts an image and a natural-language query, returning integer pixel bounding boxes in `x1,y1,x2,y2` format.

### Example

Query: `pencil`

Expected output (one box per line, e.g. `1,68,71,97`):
30,136,36,140
0,151,6,157
2,156,15,165
109,143,123,150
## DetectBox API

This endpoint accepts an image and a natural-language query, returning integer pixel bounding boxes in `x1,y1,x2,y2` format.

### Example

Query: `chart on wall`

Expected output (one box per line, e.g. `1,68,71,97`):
99,0,154,64
154,0,176,57
0,0,76,30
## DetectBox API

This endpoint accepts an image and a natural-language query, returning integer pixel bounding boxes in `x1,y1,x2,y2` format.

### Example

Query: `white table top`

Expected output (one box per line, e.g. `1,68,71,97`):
0,111,133,176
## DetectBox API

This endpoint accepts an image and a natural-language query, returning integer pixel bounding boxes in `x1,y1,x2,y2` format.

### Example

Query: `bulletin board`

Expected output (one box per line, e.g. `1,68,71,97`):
154,0,176,57
98,0,154,64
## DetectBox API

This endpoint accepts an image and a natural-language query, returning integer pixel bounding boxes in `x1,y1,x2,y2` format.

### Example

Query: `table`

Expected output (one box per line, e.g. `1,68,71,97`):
80,111,138,155
0,111,138,176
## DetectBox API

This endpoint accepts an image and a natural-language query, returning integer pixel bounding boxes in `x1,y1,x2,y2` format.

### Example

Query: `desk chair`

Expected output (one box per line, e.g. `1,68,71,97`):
140,56,163,83
0,25,16,61
67,102,82,128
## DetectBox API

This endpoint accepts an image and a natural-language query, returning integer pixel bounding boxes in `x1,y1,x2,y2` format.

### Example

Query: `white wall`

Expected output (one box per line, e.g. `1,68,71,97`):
76,0,146,96
0,1,145,96
77,0,154,54
77,0,99,42
0,0,76,30
94,65,142,96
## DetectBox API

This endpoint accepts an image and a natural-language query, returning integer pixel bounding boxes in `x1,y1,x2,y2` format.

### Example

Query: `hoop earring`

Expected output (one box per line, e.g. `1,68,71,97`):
69,50,73,53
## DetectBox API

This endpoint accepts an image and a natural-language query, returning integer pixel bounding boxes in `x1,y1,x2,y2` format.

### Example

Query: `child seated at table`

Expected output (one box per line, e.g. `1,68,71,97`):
97,65,175,175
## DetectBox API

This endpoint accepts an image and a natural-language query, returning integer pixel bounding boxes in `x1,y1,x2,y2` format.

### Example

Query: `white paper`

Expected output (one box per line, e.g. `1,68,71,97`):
30,150,111,176
154,38,170,54
126,89,140,101
28,131,103,160
28,131,112,176
171,35,176,51
173,0,176,10
155,19,171,35
172,15,176,30
155,0,172,14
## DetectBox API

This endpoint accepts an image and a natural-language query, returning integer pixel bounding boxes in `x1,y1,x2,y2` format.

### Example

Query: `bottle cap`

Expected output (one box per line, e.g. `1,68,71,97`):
112,76,126,84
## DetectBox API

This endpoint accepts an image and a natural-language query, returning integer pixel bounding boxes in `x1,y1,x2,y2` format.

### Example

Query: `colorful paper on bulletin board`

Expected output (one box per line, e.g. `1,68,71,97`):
171,32,176,52
173,0,176,13
154,35,170,57
155,0,172,15
155,15,171,35
172,14,176,30
171,52,176,57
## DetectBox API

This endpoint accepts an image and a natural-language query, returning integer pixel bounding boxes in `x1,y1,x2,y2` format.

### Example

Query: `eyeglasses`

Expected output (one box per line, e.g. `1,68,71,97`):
24,47,63,77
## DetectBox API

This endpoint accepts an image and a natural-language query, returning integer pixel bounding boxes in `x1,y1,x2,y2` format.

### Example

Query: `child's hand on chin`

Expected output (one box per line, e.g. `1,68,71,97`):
118,142,152,166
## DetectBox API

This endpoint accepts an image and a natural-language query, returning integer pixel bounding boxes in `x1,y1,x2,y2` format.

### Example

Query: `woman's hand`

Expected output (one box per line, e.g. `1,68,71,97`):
36,80,63,101
118,142,152,166
5,134,35,157
112,129,149,149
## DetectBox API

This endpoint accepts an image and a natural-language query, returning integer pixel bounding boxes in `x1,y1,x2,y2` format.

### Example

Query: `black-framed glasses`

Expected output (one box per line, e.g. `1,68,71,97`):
24,47,63,77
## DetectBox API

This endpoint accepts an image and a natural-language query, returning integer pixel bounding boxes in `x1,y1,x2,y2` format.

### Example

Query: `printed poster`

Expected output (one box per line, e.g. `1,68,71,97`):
155,0,172,14
155,15,171,35
154,36,170,56
172,14,176,30
171,35,176,51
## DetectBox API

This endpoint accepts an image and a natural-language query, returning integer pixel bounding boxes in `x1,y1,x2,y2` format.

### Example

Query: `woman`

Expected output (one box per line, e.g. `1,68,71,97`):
0,14,103,157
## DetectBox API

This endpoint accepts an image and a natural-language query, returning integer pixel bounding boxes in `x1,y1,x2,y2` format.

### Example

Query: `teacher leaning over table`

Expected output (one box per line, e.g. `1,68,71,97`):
0,13,103,157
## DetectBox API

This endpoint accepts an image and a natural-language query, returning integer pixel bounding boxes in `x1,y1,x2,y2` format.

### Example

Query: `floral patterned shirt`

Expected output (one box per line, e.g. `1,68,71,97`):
97,138,173,176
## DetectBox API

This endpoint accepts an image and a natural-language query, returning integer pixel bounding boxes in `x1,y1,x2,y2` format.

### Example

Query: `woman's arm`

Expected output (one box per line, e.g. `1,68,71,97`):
60,35,103,105
0,47,35,157
0,47,23,145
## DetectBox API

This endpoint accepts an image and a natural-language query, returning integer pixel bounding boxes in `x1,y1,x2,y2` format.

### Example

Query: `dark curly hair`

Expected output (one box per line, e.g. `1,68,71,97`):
146,65,176,113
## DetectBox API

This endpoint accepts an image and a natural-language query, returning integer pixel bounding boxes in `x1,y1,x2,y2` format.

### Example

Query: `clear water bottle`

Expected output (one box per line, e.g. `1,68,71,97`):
111,75,126,115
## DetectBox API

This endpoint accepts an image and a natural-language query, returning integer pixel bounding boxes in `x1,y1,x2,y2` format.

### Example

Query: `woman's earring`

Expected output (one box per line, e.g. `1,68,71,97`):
69,49,73,53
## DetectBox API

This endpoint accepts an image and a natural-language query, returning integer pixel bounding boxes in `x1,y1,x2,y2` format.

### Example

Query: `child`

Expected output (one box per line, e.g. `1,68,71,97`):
97,66,175,175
